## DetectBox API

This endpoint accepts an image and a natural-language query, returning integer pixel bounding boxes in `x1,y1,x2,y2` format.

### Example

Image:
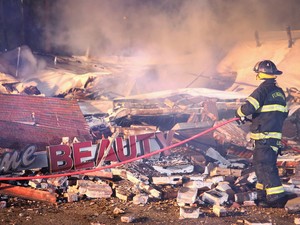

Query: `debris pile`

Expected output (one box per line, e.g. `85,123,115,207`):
1,136,300,221
1,46,300,224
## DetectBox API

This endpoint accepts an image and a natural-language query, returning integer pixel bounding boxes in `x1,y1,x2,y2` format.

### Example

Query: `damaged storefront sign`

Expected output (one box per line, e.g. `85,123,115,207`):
0,145,47,173
0,131,175,174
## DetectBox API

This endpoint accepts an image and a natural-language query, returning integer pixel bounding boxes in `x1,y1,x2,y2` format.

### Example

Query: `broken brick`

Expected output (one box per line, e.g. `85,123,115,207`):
177,187,198,206
179,207,200,219
234,191,257,203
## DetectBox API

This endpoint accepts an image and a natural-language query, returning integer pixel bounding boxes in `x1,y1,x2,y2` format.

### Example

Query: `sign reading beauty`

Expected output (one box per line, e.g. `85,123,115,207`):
47,131,174,173
0,131,174,174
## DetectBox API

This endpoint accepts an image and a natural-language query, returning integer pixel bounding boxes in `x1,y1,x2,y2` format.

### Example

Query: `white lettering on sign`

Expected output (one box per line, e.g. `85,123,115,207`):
0,145,37,173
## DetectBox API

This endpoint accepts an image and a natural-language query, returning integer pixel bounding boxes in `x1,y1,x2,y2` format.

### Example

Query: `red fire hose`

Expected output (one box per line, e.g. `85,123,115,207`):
282,139,300,153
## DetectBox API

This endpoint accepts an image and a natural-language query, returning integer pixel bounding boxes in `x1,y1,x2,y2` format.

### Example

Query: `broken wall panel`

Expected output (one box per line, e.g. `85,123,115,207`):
110,88,246,131
0,94,92,150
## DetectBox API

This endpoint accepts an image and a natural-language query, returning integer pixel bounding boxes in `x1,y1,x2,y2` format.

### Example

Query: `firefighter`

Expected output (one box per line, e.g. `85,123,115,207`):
235,60,288,208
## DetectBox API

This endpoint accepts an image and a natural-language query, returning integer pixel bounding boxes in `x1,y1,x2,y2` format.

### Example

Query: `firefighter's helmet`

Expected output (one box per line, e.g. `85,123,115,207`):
253,60,282,75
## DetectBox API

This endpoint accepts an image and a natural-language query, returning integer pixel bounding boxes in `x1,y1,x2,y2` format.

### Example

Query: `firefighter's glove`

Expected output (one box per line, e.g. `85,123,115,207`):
277,148,282,156
236,116,246,125
277,146,284,156
235,111,246,125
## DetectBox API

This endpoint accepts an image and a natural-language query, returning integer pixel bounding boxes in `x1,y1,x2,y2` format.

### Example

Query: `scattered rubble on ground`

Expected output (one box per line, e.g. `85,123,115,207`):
2,47,300,224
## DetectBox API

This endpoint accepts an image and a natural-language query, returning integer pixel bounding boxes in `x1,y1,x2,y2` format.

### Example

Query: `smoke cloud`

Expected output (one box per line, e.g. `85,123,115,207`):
47,0,300,92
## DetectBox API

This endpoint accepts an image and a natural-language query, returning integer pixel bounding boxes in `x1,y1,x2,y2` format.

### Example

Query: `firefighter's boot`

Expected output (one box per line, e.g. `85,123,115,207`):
266,193,288,208
255,190,268,207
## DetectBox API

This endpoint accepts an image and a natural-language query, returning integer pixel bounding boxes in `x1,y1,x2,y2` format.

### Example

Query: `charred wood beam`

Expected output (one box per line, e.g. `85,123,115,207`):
0,182,57,204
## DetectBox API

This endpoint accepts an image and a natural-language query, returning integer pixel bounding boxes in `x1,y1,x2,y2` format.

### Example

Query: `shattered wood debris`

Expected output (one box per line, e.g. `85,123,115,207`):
1,142,300,220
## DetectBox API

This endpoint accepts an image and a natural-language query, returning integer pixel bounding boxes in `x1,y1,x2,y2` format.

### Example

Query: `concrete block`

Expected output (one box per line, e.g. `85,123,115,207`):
202,189,229,205
210,167,242,177
179,207,200,219
77,180,112,198
152,164,194,176
177,187,198,206
183,180,214,189
152,176,182,185
206,175,225,184
215,182,231,192
285,196,300,213
234,191,257,203
188,175,207,181
212,205,227,217
83,186,112,199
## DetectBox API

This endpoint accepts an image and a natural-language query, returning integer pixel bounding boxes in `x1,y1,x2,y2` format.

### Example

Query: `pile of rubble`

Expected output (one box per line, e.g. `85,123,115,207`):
2,46,300,224
1,138,300,221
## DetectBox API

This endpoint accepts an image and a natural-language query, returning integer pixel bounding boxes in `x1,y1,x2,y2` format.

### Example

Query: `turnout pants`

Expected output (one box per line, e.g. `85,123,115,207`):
253,140,285,198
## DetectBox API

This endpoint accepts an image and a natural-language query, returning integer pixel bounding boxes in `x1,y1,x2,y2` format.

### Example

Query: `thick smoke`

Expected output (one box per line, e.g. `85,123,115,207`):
48,0,300,92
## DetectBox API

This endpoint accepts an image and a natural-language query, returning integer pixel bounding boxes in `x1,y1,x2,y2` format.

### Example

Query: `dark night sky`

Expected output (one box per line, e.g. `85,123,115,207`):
2,0,300,58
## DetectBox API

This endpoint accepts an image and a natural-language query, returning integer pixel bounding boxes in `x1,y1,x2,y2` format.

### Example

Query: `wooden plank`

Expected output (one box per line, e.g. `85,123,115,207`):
0,182,57,204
